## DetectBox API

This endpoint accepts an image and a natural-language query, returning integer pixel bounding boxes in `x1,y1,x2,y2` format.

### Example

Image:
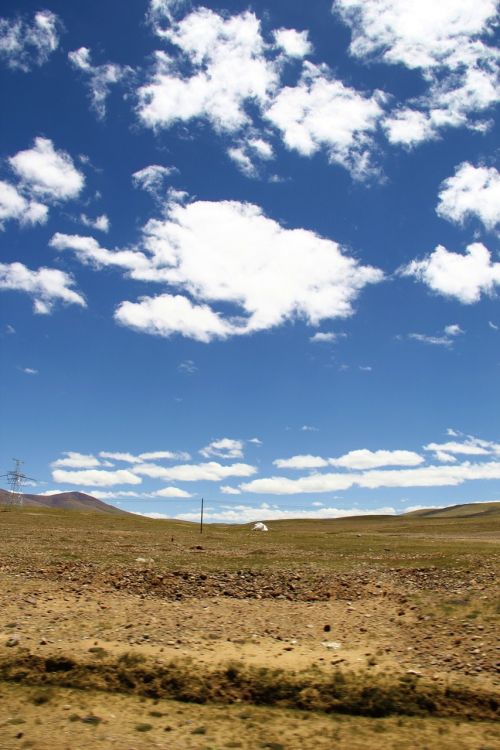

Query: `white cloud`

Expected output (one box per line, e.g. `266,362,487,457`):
138,9,281,134
90,490,156,500
424,437,500,457
0,180,48,228
274,455,329,470
155,486,193,497
310,331,344,343
444,324,464,337
132,461,257,482
301,425,319,432
0,262,86,314
265,62,385,178
273,28,312,59
148,0,188,29
115,293,234,342
79,213,110,232
407,324,464,347
139,7,384,179
175,503,396,523
21,367,38,375
336,1,500,144
433,451,458,463
99,451,142,464
241,460,500,494
220,486,242,495
178,359,197,374
68,47,130,119
113,198,383,341
408,333,453,346
200,438,244,459
489,321,499,330
50,233,154,279
227,137,274,178
9,137,84,202
52,452,102,469
0,10,60,72
334,0,498,71
99,450,190,463
249,437,262,445
403,242,500,303
132,165,178,198
140,450,191,461
329,448,424,470
52,468,142,487
437,163,500,231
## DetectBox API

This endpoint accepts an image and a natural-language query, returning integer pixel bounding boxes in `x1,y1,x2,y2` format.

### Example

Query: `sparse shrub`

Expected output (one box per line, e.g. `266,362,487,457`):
117,651,146,667
135,723,153,732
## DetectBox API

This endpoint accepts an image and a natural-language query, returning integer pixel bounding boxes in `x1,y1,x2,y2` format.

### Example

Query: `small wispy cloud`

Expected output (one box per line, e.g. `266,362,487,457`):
178,359,197,374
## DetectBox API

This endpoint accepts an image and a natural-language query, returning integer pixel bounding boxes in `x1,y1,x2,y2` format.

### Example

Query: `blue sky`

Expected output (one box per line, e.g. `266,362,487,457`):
1,0,499,522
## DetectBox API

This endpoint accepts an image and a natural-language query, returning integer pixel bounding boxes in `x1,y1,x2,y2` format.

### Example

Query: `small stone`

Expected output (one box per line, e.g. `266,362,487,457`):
6,637,19,647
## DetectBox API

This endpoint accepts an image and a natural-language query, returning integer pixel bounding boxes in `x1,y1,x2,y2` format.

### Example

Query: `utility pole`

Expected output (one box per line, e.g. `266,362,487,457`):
1,459,36,506
200,496,204,535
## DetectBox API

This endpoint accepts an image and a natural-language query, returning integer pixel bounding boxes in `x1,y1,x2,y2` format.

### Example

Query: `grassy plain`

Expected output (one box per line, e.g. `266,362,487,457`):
0,503,499,749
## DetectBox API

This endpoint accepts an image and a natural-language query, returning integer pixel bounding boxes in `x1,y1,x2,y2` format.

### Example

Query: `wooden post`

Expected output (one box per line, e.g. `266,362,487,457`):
200,496,204,535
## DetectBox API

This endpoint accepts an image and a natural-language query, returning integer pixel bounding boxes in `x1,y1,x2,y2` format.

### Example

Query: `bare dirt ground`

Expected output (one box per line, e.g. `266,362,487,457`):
0,507,499,749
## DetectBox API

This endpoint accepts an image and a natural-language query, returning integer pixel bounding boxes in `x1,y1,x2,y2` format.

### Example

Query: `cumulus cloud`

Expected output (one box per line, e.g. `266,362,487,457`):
112,198,383,341
132,461,257,482
52,468,142,487
403,243,500,303
137,9,282,134
155,486,193,497
99,449,190,463
200,438,244,459
132,164,178,199
241,460,500,494
227,137,274,178
175,503,396,523
273,28,312,59
50,233,155,279
139,6,388,178
52,452,102,469
0,262,86,314
69,47,130,119
335,0,499,144
334,0,498,71
220,486,242,495
79,213,110,232
274,455,329,470
115,293,234,342
437,163,500,231
265,62,385,178
424,436,500,457
310,331,344,343
9,137,84,202
0,180,48,228
0,10,60,72
329,448,424,470
148,0,188,29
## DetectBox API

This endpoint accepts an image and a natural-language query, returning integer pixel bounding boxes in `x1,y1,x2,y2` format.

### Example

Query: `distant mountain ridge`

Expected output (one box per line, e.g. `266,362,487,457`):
0,489,127,514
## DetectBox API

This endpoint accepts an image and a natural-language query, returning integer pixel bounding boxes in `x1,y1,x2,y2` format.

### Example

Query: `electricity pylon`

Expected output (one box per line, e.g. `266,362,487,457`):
1,459,36,506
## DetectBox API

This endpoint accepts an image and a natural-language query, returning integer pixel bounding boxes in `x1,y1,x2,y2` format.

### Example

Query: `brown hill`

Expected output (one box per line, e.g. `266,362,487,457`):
402,501,500,519
0,488,127,514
